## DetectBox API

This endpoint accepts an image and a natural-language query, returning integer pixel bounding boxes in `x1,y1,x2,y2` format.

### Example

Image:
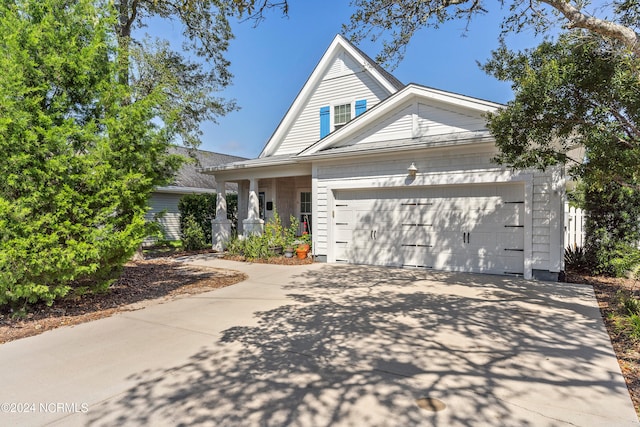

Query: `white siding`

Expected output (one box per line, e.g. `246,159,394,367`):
336,101,488,148
312,144,561,277
274,61,390,156
145,193,183,242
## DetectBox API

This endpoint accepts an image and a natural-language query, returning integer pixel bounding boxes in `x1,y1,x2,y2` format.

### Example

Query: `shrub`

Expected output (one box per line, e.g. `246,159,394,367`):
0,1,183,309
612,291,640,341
181,215,208,251
179,194,216,246
178,193,240,249
584,182,640,277
564,245,589,273
225,210,309,259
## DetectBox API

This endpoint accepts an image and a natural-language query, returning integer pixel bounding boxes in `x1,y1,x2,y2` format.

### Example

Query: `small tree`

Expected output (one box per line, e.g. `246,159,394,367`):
482,33,640,276
0,0,182,308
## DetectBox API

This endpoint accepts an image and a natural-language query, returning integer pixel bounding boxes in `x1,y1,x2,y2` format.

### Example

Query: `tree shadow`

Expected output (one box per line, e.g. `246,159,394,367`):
86,265,631,426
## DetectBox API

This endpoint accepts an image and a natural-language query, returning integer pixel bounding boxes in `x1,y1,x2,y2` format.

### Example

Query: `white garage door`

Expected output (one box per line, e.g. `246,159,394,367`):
333,183,525,276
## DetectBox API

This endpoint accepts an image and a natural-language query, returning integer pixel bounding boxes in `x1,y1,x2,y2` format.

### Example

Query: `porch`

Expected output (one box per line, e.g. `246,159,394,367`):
211,169,312,250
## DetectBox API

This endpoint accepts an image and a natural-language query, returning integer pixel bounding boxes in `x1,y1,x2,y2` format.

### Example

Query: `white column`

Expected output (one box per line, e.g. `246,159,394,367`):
243,177,264,236
549,166,565,275
211,181,231,251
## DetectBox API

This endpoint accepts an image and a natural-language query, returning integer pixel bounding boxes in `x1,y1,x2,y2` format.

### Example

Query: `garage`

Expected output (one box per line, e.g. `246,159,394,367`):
333,183,525,276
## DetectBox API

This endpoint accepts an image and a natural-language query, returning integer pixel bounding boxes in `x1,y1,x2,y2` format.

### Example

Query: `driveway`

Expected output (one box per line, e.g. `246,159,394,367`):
0,258,637,426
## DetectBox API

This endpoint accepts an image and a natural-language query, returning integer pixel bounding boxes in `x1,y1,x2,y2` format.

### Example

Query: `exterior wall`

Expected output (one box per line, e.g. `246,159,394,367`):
530,168,564,274
145,192,183,242
276,178,295,227
337,100,487,148
312,143,562,278
274,63,390,156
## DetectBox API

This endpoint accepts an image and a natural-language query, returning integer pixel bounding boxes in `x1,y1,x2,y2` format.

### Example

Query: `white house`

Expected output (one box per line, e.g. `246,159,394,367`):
201,35,565,281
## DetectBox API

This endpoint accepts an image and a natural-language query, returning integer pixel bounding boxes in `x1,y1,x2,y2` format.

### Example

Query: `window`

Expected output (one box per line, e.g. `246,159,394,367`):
319,100,366,138
300,191,312,234
333,104,352,129
259,192,265,220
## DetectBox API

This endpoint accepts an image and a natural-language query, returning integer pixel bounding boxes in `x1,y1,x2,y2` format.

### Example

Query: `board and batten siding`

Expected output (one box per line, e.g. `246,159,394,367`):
273,56,391,156
311,144,562,277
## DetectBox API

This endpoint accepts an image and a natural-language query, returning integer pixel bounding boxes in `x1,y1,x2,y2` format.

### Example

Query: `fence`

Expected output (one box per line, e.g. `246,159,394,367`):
564,204,586,249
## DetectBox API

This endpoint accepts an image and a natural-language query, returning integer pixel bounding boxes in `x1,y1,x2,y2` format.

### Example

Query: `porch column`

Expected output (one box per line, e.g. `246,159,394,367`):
211,181,231,251
243,177,264,236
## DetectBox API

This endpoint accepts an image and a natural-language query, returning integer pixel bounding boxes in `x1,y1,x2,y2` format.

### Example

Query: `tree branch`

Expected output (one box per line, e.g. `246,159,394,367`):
542,0,640,55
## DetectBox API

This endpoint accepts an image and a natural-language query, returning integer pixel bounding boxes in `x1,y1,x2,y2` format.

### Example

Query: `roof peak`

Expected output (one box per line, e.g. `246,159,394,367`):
258,34,404,158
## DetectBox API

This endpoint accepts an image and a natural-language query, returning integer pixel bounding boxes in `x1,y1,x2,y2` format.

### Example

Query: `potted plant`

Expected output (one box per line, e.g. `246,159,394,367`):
296,241,311,259
284,246,294,258
296,243,310,259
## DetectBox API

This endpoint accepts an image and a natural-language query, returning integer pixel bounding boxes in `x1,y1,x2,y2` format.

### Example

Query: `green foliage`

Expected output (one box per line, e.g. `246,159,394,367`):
483,33,640,277
115,0,239,147
588,242,640,278
564,245,589,273
285,215,300,249
612,291,640,341
242,234,273,259
342,0,640,67
225,211,306,259
177,193,239,249
483,33,640,189
263,210,286,249
227,193,239,234
0,0,181,308
179,194,217,246
181,215,208,251
582,182,640,277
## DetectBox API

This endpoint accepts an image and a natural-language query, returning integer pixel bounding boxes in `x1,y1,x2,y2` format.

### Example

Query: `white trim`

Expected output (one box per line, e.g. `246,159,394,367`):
323,171,534,280
154,186,217,195
259,35,400,158
298,84,503,157
331,99,355,131
523,177,534,280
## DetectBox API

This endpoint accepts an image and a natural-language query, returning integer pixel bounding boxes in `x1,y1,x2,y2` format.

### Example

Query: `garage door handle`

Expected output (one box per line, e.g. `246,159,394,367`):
467,233,470,244
463,232,467,243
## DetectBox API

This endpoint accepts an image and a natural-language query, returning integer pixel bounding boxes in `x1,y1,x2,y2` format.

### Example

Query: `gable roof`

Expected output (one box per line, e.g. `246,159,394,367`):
258,34,404,158
296,84,503,158
156,146,246,193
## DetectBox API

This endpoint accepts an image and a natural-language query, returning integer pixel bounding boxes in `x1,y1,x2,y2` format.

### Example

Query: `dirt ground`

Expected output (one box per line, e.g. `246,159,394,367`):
0,258,638,417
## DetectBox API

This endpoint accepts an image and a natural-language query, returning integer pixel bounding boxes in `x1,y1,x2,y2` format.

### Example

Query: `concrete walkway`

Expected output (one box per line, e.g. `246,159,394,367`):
0,257,637,426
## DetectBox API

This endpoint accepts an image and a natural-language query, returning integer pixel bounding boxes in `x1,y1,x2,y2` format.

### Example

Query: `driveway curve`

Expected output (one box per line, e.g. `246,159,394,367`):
0,257,637,426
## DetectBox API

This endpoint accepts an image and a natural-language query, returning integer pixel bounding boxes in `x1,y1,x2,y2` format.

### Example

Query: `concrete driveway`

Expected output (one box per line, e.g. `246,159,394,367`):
0,258,637,426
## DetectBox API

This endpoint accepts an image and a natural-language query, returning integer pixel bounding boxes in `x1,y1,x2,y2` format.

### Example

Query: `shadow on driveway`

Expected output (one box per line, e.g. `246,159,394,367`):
86,265,636,426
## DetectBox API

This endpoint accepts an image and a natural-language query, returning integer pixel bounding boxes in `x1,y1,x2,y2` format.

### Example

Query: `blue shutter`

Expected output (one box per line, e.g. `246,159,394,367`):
320,106,330,138
355,99,367,117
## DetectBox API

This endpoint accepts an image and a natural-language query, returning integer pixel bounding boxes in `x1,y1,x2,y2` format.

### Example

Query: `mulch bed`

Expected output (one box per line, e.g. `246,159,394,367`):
566,272,640,416
0,258,247,344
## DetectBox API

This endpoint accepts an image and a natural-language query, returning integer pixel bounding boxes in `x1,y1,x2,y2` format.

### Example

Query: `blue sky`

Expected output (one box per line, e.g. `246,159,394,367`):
147,2,544,159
